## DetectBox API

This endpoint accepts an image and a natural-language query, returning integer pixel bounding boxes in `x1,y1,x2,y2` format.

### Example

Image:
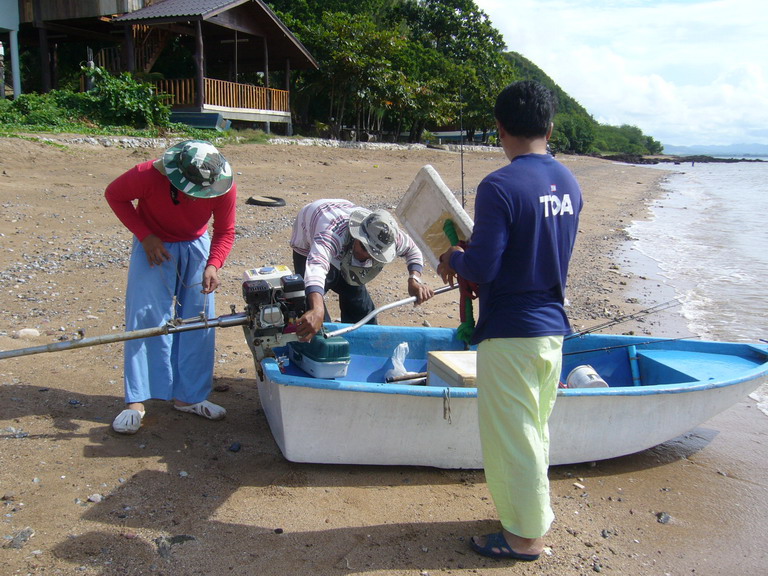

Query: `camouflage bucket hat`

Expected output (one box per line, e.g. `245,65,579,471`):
162,140,233,198
348,208,399,264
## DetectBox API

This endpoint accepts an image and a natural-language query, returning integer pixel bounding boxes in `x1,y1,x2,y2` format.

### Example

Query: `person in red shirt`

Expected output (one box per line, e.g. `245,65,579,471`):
105,140,236,434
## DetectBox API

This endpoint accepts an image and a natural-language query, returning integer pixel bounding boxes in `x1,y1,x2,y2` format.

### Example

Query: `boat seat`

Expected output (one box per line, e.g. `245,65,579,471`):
635,349,758,384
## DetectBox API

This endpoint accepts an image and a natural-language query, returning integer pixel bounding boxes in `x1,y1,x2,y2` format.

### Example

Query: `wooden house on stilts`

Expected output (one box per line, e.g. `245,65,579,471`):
18,0,318,132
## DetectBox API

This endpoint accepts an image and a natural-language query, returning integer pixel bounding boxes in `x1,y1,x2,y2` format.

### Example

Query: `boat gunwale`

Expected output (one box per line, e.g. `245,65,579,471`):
260,324,768,398
261,355,768,399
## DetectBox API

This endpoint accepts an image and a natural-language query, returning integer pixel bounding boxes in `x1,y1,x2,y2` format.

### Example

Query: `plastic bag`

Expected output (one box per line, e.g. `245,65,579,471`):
384,342,423,385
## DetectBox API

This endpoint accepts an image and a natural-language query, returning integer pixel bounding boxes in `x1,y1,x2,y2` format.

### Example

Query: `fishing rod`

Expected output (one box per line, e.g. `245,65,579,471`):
566,298,682,340
563,335,697,357
324,284,458,338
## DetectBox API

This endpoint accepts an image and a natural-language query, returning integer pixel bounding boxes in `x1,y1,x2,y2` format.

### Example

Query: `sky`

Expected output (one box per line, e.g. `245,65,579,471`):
473,0,768,147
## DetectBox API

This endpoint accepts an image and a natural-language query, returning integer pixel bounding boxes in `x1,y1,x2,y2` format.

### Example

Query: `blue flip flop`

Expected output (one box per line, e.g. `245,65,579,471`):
470,532,540,562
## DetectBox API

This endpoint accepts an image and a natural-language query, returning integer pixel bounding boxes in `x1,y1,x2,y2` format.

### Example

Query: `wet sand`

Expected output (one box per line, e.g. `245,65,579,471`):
0,137,766,575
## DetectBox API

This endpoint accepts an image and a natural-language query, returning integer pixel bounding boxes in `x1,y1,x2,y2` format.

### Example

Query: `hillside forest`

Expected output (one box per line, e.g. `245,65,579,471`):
270,0,663,155
1,0,663,156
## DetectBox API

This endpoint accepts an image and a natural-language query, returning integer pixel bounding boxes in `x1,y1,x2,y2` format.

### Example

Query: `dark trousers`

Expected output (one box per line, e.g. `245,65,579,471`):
293,251,378,325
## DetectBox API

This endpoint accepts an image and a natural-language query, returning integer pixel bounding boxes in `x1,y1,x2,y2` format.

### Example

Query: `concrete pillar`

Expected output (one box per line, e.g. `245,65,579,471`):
5,30,22,98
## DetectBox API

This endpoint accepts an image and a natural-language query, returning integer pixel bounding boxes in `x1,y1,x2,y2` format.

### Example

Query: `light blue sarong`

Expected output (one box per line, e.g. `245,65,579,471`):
123,236,215,404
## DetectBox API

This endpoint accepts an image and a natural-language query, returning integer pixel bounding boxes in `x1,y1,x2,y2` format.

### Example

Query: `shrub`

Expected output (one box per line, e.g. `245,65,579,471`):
83,66,171,128
7,93,70,127
0,98,23,124
50,89,98,120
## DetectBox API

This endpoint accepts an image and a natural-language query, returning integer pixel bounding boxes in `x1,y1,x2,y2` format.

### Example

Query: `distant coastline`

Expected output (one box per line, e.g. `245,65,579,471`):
599,153,765,165
663,143,768,157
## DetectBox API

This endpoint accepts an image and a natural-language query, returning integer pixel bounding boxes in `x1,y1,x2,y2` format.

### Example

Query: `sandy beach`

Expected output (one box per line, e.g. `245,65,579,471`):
1,136,766,575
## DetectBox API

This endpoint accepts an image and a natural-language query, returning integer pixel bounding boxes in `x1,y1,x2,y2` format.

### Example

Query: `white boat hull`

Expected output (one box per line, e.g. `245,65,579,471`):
258,379,482,468
256,325,768,468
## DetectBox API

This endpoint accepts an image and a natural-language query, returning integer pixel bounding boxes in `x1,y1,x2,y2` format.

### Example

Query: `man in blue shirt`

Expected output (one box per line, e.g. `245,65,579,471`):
438,80,582,561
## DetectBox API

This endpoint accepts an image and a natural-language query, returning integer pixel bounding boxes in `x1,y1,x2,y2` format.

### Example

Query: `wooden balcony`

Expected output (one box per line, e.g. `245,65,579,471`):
154,77,292,127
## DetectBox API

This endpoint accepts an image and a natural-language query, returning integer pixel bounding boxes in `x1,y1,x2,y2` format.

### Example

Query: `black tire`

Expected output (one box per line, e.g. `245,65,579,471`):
246,195,286,207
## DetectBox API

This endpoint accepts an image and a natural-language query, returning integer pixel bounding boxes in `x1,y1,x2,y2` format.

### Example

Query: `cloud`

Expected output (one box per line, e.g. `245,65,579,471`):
474,0,768,146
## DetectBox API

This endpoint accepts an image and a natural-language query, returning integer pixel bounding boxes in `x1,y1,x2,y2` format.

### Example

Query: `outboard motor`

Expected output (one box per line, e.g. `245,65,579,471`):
241,266,307,366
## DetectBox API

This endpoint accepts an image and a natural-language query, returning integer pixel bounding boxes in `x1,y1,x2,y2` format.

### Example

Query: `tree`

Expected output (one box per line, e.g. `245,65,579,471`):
393,0,512,138
554,113,596,154
593,124,663,155
267,0,662,151
273,0,513,141
289,12,408,138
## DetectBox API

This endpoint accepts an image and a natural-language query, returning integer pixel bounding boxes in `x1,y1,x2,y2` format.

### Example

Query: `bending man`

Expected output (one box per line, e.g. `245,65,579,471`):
290,199,433,341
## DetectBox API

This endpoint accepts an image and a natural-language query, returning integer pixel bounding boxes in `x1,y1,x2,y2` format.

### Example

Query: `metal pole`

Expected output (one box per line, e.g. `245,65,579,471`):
324,285,458,338
0,312,249,361
10,30,21,99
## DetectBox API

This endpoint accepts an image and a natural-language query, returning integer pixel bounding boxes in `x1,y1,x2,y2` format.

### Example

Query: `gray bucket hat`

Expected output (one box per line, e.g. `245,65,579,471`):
348,208,399,263
162,140,233,198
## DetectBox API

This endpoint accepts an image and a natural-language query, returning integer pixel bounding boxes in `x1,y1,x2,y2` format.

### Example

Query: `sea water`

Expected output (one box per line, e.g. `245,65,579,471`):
626,160,768,414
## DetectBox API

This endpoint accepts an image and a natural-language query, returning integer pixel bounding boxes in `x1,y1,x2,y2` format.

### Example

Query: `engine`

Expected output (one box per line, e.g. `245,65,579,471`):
241,265,307,364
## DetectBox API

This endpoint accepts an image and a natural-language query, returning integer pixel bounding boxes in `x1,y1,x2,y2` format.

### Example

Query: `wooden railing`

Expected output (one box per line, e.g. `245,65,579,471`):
153,77,290,112
154,78,196,106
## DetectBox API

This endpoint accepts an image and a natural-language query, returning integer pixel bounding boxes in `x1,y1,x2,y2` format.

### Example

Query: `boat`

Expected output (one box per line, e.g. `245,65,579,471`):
1,262,764,469
3,261,763,469
255,323,768,469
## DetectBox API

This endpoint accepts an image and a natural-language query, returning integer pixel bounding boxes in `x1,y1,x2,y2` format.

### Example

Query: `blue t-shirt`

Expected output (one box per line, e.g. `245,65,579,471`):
450,153,582,343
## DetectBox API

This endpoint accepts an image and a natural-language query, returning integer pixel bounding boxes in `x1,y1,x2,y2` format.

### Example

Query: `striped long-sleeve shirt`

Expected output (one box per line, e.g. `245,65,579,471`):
289,199,424,295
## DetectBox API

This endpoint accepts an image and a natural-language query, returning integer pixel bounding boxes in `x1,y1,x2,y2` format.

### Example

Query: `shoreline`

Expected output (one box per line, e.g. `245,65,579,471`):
1,137,765,576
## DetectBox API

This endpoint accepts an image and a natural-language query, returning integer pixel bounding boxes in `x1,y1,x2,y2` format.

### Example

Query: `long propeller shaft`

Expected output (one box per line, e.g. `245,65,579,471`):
0,312,249,360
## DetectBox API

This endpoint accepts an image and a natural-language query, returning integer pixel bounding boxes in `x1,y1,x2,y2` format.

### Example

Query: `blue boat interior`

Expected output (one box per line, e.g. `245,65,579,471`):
270,325,768,389
561,334,768,388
